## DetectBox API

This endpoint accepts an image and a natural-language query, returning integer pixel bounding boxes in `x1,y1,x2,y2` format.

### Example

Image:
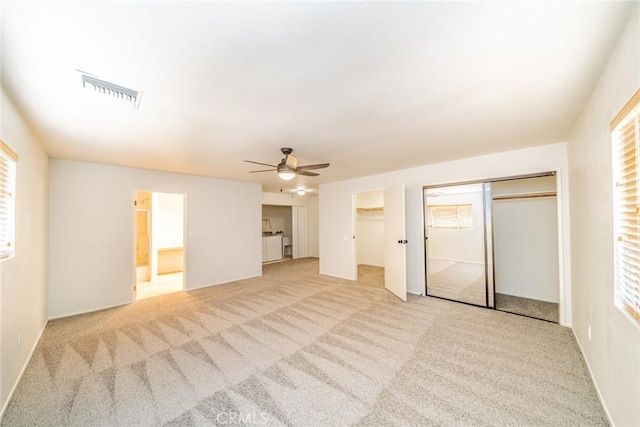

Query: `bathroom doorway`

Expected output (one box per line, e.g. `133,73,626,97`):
134,191,186,300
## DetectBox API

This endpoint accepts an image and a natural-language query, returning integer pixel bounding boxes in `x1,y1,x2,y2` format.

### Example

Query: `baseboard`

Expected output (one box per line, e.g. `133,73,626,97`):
188,273,263,291
50,272,266,319
319,270,352,281
0,320,48,419
571,329,614,426
48,301,129,320
428,256,485,265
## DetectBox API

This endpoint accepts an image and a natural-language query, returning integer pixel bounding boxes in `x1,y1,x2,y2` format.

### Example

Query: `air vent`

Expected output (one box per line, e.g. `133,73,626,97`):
80,73,142,109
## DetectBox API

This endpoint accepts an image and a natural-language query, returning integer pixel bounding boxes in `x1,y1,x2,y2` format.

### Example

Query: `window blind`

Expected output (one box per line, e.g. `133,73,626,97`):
427,204,473,229
0,140,17,260
612,89,640,323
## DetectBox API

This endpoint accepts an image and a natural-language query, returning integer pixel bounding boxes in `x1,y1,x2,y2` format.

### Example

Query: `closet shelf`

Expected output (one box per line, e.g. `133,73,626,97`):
492,191,556,201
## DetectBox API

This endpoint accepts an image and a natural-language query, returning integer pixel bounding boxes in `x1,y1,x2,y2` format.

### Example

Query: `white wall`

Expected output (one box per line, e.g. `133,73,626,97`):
153,192,184,248
566,6,640,426
319,142,571,324
355,191,383,209
49,160,262,318
0,87,49,415
261,192,319,257
151,192,184,278
493,197,559,302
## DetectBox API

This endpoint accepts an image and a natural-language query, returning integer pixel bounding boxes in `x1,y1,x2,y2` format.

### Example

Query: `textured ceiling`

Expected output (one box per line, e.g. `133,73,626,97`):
0,1,633,192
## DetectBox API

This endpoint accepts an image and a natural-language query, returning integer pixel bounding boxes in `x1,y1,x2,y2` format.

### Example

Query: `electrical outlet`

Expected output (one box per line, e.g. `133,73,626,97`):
17,334,21,348
588,325,592,340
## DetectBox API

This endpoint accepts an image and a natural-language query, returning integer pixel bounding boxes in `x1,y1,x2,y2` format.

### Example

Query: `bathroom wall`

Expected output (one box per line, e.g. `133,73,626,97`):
151,192,184,276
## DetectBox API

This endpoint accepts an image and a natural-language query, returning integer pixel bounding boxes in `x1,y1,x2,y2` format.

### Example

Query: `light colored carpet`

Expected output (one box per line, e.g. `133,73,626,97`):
427,260,487,306
496,293,559,323
2,258,606,426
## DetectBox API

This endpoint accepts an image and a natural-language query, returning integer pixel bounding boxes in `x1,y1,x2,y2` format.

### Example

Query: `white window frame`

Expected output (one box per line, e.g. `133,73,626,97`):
0,140,17,261
611,89,640,324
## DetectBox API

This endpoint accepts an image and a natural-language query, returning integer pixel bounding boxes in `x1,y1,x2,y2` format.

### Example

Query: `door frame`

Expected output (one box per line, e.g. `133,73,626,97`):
132,190,187,301
351,189,385,280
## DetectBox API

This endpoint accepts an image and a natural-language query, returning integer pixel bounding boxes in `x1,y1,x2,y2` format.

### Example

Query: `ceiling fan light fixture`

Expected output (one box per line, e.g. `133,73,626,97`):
278,171,295,181
277,165,296,181
246,147,329,180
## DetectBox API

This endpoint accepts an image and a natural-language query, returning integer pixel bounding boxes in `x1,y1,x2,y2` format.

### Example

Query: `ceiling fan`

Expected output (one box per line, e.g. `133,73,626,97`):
244,147,330,181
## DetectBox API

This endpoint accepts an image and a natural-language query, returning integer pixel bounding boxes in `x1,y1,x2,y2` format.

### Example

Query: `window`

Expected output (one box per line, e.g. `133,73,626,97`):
611,89,640,323
0,140,17,260
426,204,473,229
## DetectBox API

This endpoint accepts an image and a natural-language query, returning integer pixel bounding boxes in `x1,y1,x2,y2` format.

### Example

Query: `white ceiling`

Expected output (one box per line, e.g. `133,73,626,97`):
1,1,633,192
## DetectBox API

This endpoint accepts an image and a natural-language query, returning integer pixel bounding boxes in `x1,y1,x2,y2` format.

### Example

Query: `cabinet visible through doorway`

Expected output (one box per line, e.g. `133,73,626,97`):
262,235,283,262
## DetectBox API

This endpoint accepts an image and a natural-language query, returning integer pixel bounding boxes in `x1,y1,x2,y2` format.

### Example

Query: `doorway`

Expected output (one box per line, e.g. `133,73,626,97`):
354,191,385,269
261,204,308,264
134,191,186,300
423,172,560,322
353,184,407,301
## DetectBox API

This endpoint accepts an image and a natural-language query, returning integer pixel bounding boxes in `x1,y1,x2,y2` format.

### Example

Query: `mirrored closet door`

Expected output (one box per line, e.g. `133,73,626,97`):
424,182,493,307
424,173,559,322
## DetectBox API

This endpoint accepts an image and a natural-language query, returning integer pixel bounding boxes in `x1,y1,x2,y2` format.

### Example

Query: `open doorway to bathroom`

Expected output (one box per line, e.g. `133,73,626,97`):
134,191,185,300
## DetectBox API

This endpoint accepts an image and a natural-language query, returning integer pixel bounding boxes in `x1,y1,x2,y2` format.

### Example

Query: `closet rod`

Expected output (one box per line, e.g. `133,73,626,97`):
492,191,557,201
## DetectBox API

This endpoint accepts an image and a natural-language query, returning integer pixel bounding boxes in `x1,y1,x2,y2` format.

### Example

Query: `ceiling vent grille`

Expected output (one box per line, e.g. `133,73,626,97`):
80,73,142,109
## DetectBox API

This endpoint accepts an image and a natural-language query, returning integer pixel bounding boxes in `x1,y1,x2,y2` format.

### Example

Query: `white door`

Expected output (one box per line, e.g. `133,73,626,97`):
384,183,407,301
292,206,307,259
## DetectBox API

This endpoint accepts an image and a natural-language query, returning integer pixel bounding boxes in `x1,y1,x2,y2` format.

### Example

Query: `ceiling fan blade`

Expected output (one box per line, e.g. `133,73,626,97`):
285,154,298,169
296,163,330,171
249,169,277,173
297,171,320,177
244,160,277,168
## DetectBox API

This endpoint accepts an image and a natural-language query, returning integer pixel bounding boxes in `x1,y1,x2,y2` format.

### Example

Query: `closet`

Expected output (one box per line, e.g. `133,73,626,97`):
355,191,385,268
423,172,560,322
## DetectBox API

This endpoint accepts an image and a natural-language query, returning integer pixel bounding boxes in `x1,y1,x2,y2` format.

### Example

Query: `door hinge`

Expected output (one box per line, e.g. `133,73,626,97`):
134,200,137,206
133,285,137,292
